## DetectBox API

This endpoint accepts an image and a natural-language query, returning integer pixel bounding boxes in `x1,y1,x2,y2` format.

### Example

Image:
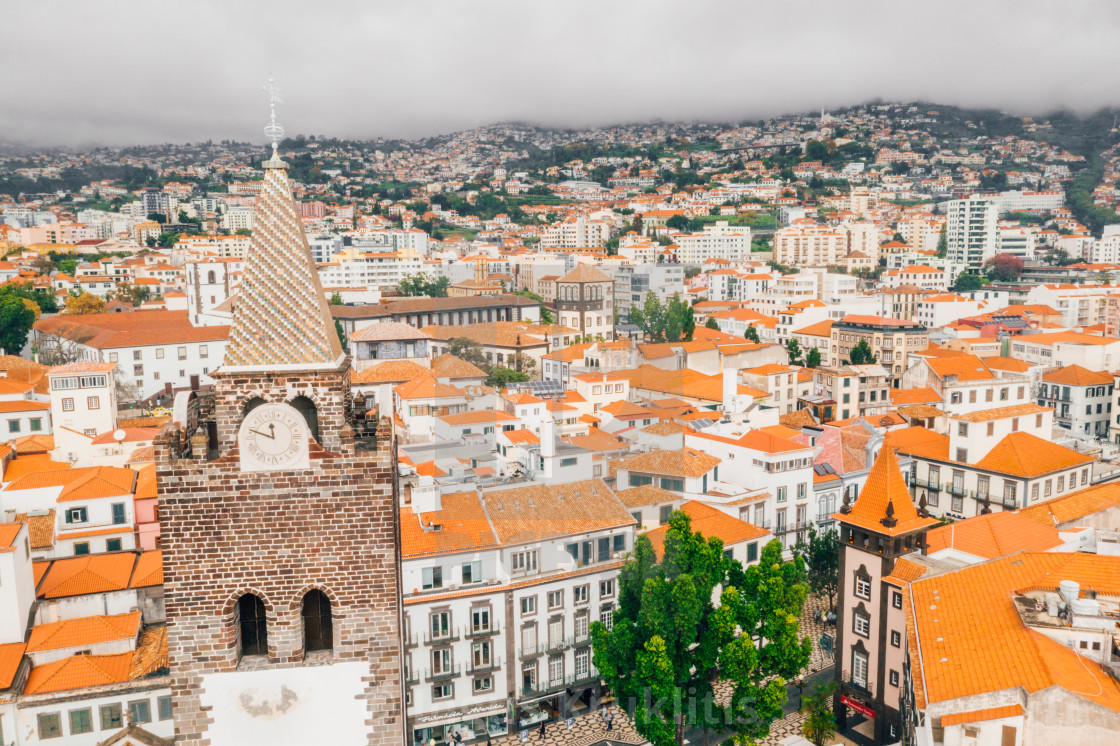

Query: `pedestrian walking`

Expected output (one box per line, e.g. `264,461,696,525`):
605,711,614,731
538,721,546,739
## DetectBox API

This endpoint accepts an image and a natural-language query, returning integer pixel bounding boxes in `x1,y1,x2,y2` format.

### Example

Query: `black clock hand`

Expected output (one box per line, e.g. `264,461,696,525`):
248,428,276,439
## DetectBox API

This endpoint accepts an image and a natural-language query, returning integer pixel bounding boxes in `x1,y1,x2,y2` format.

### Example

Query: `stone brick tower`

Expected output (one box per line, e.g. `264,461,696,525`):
156,150,405,746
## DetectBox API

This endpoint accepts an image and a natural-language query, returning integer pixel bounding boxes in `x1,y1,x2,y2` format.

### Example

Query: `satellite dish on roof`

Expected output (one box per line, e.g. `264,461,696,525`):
113,429,127,442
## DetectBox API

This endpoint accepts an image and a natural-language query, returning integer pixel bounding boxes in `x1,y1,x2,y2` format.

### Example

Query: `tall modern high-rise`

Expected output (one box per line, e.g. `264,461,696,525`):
945,195,999,271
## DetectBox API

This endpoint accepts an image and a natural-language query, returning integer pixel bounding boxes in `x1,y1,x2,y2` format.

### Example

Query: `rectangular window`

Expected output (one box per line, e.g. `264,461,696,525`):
473,677,492,693
511,551,537,574
158,696,173,721
200,344,208,358
889,670,900,687
547,590,563,609
613,534,625,552
600,579,615,598
74,542,90,556
471,641,491,669
65,507,88,524
69,708,93,734
430,611,450,640
891,630,901,647
1057,475,1065,493
462,561,481,585
30,418,42,431
855,576,871,600
777,486,787,502
155,348,165,359
133,364,143,376
87,396,100,409
600,604,614,630
62,398,74,412
659,505,672,524
852,650,869,688
853,612,870,637
1032,483,1040,502
112,502,127,524
7,420,18,434
520,596,536,616
432,683,452,700
129,700,152,724
106,538,122,552
659,477,685,491
38,713,62,739
893,591,903,609
574,614,589,639
133,350,142,361
560,457,577,467
421,566,443,590
573,585,588,604
597,537,610,562
109,352,118,362
177,346,187,360
100,704,122,730
747,542,758,562
471,607,490,634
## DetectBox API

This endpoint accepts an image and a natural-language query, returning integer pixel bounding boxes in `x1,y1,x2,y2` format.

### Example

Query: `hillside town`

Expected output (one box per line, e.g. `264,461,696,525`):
1,100,1120,746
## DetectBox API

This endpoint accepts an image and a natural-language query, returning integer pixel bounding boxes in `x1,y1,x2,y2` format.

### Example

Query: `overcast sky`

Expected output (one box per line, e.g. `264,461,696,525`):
4,0,1120,147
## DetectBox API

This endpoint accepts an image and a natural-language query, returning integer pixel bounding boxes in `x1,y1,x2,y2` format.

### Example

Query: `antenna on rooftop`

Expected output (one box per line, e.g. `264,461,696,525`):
262,73,285,159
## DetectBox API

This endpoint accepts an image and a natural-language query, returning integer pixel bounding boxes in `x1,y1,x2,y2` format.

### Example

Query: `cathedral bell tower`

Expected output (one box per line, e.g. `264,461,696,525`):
156,82,405,746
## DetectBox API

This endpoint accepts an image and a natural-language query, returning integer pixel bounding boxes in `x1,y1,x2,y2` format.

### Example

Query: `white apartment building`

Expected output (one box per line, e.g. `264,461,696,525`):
184,258,242,326
46,362,117,463
672,221,752,264
317,254,424,291
945,196,999,271
1025,283,1119,328
539,216,610,248
400,479,634,745
773,222,848,267
914,294,986,328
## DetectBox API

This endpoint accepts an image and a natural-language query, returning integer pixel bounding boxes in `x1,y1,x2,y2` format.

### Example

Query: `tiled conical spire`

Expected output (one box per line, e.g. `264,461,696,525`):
836,446,938,536
221,156,344,370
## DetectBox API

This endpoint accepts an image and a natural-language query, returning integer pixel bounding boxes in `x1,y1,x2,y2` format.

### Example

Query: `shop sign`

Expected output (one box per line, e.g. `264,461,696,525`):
416,702,506,724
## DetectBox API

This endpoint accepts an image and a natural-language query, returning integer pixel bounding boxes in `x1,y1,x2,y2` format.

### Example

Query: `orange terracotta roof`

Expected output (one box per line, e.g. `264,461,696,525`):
1041,364,1113,386
950,402,1049,422
1018,482,1120,526
883,556,928,585
982,356,1032,373
889,388,943,406
400,491,499,559
645,501,769,559
940,705,1024,727
502,428,540,445
481,479,634,544
352,359,433,384
0,642,27,689
437,409,517,425
617,447,720,478
836,446,938,537
908,553,1120,712
3,466,136,502
613,484,679,509
35,552,139,599
974,432,1093,478
24,651,134,694
927,511,1065,559
430,353,487,379
130,550,163,588
28,611,141,653
14,510,55,550
394,377,465,401
926,355,993,382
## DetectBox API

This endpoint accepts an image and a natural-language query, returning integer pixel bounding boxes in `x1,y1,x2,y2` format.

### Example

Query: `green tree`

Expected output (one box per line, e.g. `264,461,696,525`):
806,346,822,368
848,338,877,365
106,283,151,306
744,324,760,343
801,681,838,746
235,228,252,237
786,337,803,365
592,517,811,746
329,291,343,305
486,367,529,388
665,214,691,233
398,274,450,297
705,317,720,330
513,289,553,324
334,318,349,353
0,294,35,355
935,224,948,258
952,272,985,292
447,337,489,371
793,527,839,609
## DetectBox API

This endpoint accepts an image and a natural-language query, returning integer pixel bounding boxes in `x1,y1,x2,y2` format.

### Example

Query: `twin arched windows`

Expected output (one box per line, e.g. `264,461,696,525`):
235,589,333,659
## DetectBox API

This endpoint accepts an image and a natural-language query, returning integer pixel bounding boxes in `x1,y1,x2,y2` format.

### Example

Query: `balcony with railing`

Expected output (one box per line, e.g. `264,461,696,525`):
841,669,874,697
465,620,501,639
518,633,592,659
405,668,421,685
909,476,941,491
468,656,502,676
424,627,461,645
425,663,462,681
518,666,600,701
970,491,1017,509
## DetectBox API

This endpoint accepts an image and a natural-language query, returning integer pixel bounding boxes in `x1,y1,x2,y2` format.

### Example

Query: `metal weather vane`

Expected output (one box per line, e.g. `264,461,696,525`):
263,74,285,158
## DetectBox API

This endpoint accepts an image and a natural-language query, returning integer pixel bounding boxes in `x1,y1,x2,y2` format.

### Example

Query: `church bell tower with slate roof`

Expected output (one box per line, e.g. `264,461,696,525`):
156,95,405,746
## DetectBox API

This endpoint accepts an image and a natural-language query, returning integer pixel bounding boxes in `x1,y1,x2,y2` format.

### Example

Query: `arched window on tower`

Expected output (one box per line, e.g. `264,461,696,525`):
242,397,265,417
237,594,268,657
301,589,333,652
290,395,319,443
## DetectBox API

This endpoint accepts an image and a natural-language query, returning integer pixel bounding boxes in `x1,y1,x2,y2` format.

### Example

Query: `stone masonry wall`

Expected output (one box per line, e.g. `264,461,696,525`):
157,373,404,746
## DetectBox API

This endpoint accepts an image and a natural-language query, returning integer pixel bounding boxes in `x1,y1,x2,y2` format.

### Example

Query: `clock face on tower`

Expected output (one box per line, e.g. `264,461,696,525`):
237,402,311,473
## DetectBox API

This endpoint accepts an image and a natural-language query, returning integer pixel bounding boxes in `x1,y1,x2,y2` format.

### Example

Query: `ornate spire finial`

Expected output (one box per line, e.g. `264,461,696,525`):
263,73,285,160
840,491,852,514
881,498,898,528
